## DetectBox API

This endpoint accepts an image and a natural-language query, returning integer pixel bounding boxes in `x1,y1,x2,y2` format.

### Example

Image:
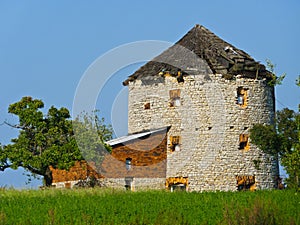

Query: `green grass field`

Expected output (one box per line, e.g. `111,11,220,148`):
0,188,299,225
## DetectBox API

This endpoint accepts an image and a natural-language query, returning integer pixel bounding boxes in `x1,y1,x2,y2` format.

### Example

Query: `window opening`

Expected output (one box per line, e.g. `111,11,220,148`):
239,134,250,151
125,177,133,191
144,102,150,110
237,87,248,108
166,177,188,192
169,136,181,152
170,184,186,192
169,89,181,107
236,175,255,191
177,69,184,83
125,158,132,171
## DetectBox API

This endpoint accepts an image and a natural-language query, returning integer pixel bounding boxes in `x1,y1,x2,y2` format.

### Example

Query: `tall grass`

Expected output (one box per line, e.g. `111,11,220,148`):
0,188,298,225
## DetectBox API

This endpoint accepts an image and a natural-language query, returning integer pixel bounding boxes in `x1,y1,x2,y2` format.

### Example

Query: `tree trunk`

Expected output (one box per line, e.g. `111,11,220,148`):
44,167,53,186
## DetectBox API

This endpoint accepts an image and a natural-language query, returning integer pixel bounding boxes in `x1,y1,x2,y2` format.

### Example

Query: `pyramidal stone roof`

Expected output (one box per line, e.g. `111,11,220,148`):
123,24,272,85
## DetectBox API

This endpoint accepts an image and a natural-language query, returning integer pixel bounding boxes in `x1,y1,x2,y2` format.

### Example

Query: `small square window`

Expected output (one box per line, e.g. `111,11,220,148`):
239,134,250,151
144,102,150,110
125,158,132,171
169,136,181,151
169,89,181,107
237,87,248,108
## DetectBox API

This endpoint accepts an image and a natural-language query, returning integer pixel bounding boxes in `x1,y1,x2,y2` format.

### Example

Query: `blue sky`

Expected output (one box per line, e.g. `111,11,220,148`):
0,1,299,188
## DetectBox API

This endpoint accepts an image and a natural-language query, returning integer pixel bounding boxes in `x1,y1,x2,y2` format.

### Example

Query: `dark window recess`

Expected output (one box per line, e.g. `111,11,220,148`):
125,177,133,191
125,158,132,171
177,69,184,83
169,89,181,107
239,134,250,151
144,102,150,110
170,184,186,192
236,175,255,191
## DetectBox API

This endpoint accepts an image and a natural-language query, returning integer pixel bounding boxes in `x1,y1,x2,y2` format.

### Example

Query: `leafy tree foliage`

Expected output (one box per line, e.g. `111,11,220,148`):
1,97,84,186
265,59,286,86
0,97,113,187
250,98,300,188
0,144,10,171
72,111,113,174
249,124,281,156
251,67,299,188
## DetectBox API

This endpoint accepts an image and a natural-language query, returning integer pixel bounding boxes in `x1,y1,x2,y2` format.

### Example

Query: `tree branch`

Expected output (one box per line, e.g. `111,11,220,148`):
3,121,25,129
25,165,45,177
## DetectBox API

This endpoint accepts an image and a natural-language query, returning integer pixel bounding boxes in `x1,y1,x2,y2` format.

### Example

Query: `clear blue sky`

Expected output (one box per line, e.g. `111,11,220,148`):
0,1,299,188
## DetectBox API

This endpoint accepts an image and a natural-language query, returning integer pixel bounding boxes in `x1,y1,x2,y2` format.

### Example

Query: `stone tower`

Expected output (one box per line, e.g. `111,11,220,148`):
122,25,279,191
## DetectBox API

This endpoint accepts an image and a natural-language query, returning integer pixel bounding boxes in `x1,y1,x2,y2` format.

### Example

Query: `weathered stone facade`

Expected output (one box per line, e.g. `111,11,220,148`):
122,24,279,191
127,72,278,191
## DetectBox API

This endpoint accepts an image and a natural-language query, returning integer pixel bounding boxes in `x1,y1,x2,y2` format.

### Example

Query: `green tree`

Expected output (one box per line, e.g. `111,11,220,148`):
265,59,286,86
250,84,300,188
0,97,113,186
72,111,113,174
0,144,10,171
251,63,299,188
1,97,83,186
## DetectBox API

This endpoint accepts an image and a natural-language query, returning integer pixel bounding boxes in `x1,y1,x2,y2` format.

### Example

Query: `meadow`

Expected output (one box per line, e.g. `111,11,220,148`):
0,188,299,225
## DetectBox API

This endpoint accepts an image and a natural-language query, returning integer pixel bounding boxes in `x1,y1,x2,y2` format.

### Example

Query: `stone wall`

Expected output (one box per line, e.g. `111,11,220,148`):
103,178,166,191
127,68,279,191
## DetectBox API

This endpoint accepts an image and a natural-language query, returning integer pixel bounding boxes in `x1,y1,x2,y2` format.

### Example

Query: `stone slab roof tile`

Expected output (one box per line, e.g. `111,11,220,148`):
123,24,272,85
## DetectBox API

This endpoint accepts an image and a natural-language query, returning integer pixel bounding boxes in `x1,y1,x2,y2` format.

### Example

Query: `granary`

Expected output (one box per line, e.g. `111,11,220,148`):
51,24,279,191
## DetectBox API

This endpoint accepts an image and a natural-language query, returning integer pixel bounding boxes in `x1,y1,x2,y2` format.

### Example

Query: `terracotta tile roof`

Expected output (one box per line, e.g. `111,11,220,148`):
123,24,272,85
